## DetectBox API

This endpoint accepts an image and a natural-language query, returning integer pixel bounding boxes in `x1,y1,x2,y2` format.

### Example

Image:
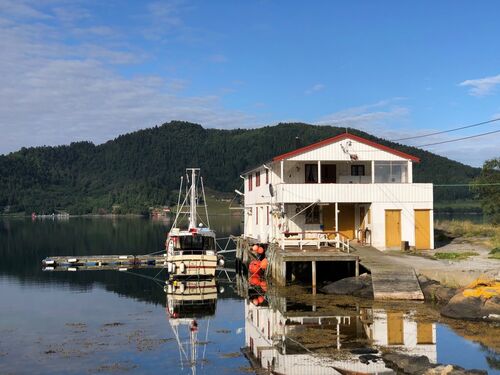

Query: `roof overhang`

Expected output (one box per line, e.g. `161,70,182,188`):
272,133,420,162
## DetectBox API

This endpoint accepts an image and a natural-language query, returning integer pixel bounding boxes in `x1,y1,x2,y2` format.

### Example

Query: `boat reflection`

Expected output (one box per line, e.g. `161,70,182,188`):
165,278,219,374
237,275,437,374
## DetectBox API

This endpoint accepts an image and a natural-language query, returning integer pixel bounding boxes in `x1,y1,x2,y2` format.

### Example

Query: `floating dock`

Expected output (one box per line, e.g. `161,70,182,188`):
42,254,169,271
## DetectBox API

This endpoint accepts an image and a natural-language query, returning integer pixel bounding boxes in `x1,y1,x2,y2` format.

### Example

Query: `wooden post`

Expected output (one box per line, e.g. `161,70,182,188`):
317,160,321,183
280,160,284,183
312,261,317,295
371,160,375,184
335,202,339,248
355,256,359,277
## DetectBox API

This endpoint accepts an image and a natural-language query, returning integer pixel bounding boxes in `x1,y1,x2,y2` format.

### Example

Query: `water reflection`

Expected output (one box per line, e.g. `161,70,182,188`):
165,278,219,374
237,274,438,374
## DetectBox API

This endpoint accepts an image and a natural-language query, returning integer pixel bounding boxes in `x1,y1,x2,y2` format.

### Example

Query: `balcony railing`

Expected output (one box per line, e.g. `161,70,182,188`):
280,231,350,252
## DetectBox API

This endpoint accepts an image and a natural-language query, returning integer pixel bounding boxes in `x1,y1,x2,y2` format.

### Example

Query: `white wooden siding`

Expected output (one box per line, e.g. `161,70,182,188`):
287,138,410,161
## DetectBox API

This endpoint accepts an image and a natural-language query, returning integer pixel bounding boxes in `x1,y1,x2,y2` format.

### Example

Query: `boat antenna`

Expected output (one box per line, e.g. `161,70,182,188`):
200,176,210,228
173,176,184,228
188,168,198,229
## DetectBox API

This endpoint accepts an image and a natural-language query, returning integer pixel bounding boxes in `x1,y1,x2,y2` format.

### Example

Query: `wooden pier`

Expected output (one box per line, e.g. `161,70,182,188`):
236,236,424,300
353,245,424,300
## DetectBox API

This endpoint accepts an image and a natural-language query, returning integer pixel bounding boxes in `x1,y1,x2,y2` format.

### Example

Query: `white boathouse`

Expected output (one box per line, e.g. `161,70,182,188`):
242,133,434,251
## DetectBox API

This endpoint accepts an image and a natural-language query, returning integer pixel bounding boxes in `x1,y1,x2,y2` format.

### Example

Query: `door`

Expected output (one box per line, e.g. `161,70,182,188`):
321,164,336,183
338,204,355,239
323,205,335,230
417,322,434,344
415,209,431,250
387,312,404,345
385,210,401,248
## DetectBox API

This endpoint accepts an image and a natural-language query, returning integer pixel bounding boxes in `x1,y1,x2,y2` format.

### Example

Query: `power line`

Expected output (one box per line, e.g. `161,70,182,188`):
391,117,500,141
434,183,500,187
415,129,500,147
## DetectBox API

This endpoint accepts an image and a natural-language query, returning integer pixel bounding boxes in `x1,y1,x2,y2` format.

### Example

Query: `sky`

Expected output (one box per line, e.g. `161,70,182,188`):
0,0,499,167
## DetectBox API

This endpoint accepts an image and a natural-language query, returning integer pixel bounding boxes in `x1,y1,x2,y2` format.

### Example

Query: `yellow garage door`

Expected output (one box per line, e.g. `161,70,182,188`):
385,210,401,248
338,204,355,239
387,312,404,345
415,209,431,250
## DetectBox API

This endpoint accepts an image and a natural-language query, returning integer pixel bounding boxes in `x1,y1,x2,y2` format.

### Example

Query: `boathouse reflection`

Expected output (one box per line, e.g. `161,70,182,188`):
237,276,436,374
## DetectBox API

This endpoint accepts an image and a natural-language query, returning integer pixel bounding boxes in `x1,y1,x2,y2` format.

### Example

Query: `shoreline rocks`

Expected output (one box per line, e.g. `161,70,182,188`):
382,353,487,375
320,274,373,298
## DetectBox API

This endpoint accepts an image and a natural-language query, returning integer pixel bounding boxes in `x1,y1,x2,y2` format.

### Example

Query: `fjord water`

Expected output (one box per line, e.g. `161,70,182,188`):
0,217,498,374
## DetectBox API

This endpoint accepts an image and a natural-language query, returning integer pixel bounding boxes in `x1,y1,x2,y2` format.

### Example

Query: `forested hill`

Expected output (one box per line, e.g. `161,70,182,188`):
0,121,480,215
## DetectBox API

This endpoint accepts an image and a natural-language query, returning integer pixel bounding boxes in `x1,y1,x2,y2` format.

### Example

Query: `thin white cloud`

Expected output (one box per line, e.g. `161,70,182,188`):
459,74,500,96
0,1,255,154
316,99,409,129
305,83,325,95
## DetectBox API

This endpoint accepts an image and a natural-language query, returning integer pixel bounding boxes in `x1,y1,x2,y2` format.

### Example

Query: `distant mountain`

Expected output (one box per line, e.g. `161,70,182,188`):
0,121,480,214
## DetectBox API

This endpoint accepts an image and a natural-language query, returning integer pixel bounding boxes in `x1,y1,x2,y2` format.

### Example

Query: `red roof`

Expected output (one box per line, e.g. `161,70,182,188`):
272,133,420,162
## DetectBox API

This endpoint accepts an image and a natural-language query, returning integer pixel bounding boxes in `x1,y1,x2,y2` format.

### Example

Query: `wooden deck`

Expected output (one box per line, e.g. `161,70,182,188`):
352,244,424,300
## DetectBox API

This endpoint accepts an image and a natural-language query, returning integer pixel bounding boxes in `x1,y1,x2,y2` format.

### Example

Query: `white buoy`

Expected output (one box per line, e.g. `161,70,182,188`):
179,262,186,274
67,258,78,263
218,258,225,267
179,282,185,293
167,262,173,273
68,267,77,272
44,260,55,265
43,267,54,271
167,284,173,293
118,255,128,260
118,268,128,272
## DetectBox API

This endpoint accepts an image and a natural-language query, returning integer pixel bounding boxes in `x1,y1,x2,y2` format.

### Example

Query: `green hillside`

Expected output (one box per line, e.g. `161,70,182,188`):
0,121,480,215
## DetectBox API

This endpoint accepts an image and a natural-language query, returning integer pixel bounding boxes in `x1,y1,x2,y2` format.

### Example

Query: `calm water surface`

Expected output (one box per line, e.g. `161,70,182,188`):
0,217,498,374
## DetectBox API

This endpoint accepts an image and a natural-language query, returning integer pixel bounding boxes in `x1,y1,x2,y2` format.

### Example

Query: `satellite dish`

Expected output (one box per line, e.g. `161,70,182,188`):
269,184,274,197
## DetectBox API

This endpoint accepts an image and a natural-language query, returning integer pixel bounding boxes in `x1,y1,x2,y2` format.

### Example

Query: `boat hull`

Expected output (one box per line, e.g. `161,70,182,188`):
167,253,217,278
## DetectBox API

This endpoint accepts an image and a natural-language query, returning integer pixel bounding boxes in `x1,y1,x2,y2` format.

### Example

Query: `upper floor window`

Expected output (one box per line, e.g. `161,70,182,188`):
374,161,408,183
321,164,336,183
256,171,261,187
305,164,318,183
248,174,253,191
265,169,269,184
351,165,365,176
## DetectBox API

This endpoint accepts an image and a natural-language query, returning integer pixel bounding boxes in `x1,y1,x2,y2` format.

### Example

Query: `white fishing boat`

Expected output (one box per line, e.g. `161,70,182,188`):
166,168,219,278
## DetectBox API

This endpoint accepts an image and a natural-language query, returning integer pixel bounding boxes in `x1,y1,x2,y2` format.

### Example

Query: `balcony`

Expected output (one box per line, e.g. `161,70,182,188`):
273,183,433,204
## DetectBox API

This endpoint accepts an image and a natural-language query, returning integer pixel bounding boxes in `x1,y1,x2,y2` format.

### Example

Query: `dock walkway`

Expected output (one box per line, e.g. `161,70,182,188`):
352,244,424,300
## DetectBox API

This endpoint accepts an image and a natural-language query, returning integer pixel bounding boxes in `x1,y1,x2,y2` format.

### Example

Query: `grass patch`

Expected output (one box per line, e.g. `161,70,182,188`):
434,251,479,260
489,248,500,260
435,220,500,249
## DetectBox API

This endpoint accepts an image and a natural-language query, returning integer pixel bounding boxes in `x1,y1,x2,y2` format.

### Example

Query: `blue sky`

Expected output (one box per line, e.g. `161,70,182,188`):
0,0,499,166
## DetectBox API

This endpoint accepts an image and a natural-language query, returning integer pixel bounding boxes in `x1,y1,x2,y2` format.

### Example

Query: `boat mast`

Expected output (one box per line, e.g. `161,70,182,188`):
188,168,199,229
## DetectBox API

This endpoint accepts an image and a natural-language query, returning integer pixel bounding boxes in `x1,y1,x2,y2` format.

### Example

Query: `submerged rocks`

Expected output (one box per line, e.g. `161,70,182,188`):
320,274,373,298
441,294,500,322
382,353,487,375
383,353,433,374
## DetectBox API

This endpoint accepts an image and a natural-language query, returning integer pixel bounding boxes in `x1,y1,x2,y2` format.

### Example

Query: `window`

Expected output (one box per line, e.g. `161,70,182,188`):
305,164,318,183
321,164,337,183
248,174,253,191
256,171,260,187
374,161,408,183
177,235,215,250
265,169,269,184
351,165,365,176
305,205,320,224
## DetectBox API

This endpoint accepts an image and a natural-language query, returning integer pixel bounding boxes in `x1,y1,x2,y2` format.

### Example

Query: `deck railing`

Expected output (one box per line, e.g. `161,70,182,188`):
280,231,350,253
